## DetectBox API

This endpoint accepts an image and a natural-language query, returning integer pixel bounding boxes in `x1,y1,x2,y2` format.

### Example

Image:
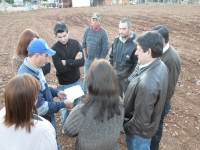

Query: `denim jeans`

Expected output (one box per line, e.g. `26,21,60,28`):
126,135,151,150
50,115,61,150
150,101,171,150
82,58,92,93
118,79,128,98
58,79,82,126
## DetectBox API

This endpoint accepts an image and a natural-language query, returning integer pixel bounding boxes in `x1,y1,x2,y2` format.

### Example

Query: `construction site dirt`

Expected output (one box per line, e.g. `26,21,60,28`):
0,4,199,150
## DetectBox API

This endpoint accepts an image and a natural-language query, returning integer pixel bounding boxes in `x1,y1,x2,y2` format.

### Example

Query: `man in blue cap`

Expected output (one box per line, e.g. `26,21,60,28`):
18,38,72,150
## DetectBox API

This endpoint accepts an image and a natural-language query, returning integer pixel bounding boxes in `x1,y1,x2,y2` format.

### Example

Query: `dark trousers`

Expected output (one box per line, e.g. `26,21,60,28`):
150,101,171,150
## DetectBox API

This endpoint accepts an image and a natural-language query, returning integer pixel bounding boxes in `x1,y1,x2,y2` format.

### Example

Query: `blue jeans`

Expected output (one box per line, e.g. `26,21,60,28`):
50,115,61,150
83,58,92,93
58,79,82,126
150,101,171,150
126,135,151,150
118,79,128,98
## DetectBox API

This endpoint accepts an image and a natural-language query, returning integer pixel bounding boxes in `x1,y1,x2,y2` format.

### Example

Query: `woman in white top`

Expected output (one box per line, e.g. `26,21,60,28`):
0,73,57,150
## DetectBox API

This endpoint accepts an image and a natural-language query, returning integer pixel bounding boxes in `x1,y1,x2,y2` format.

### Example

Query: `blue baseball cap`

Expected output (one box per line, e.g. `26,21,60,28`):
28,39,56,56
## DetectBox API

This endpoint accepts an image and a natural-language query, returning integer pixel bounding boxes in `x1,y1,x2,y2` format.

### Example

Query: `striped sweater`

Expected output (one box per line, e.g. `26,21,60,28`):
82,27,109,60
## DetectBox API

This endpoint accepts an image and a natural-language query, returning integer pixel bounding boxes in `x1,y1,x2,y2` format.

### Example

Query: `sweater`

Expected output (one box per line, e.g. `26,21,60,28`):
82,27,109,60
0,108,57,150
63,103,124,150
52,38,84,85
161,45,181,102
12,54,51,76
12,54,25,75
17,59,64,121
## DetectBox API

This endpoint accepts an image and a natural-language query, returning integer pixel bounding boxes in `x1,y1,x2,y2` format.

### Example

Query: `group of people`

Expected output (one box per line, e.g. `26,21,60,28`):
0,12,181,150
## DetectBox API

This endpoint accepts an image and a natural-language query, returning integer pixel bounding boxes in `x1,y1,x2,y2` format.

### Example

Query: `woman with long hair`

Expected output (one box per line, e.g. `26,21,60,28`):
0,73,57,150
63,59,124,150
12,29,50,75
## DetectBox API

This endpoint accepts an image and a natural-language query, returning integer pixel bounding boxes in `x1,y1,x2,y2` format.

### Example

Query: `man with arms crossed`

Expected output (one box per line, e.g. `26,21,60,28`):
52,22,84,129
123,31,169,150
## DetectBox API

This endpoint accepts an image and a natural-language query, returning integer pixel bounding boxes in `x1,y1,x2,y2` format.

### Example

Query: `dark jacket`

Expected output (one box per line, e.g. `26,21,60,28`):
52,38,84,85
124,58,168,139
161,45,181,102
109,32,138,79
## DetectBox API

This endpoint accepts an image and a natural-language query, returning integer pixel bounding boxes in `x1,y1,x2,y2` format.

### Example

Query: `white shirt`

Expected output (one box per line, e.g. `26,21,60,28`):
139,60,153,71
163,42,169,54
0,107,57,150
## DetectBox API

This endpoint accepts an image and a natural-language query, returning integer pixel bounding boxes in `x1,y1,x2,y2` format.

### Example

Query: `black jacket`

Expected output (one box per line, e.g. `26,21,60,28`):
124,59,169,139
109,32,138,79
52,38,84,85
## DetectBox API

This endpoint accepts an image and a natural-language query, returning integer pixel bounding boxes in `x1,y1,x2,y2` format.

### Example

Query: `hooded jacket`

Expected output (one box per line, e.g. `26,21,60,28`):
109,31,138,79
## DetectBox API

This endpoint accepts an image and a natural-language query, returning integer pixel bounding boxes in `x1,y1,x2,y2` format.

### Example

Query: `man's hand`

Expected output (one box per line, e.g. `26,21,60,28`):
83,48,87,59
75,52,83,60
57,91,67,99
63,100,73,109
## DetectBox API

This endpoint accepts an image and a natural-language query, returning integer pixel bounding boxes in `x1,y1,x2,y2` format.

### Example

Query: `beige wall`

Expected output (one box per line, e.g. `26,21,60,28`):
105,0,130,6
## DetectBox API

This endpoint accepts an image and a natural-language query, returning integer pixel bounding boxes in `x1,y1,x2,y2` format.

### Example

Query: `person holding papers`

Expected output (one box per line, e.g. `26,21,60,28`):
63,59,124,150
17,38,72,150
52,22,85,128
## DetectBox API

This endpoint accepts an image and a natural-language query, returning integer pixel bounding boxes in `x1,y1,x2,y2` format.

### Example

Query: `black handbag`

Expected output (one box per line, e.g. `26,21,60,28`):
41,62,51,76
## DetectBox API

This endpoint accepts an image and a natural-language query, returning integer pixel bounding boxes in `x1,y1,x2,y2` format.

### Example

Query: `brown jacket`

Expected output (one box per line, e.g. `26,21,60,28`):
124,58,168,139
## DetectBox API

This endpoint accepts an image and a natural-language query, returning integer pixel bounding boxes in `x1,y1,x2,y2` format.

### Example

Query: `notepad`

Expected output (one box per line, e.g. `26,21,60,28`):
64,85,84,102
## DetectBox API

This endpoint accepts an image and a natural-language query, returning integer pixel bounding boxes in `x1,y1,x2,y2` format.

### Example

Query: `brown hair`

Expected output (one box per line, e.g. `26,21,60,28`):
15,29,39,56
82,59,121,122
4,73,40,133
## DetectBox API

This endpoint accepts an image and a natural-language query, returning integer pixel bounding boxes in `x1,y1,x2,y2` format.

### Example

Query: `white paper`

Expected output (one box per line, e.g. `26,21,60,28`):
64,85,84,102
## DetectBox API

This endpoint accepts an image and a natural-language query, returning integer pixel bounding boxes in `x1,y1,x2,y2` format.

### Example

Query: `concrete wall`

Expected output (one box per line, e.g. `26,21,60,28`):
105,0,129,5
72,0,90,7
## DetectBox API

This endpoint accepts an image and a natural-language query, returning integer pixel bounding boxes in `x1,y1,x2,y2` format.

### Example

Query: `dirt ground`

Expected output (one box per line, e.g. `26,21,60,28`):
0,4,200,150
